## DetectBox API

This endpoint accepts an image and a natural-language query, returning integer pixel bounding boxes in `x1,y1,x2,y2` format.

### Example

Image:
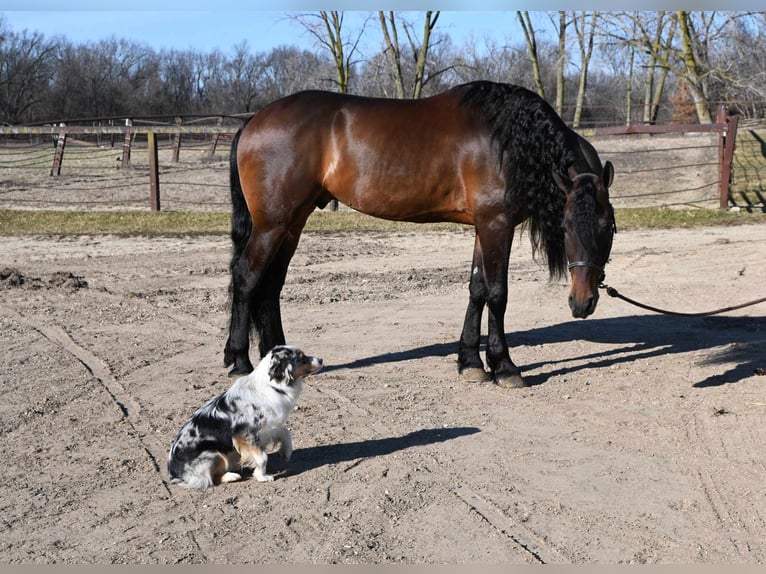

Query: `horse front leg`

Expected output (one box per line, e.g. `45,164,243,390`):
458,234,492,382
479,222,525,388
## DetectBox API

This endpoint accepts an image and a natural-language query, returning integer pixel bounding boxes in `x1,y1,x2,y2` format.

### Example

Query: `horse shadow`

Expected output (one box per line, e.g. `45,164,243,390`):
266,427,480,476
322,314,766,389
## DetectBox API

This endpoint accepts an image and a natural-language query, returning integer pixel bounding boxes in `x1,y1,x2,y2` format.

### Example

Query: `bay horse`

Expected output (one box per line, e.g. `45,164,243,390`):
224,81,615,388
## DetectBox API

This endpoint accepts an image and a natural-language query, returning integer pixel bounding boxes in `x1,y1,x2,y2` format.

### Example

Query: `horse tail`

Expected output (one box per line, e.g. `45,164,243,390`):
225,122,252,369
229,123,251,264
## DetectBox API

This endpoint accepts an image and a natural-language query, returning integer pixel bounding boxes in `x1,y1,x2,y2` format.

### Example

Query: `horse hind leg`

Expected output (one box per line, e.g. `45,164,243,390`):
250,232,302,358
458,234,492,382
225,228,287,376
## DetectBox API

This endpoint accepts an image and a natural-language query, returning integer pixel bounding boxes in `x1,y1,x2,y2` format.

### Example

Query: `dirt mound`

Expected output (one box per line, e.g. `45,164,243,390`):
1,267,88,291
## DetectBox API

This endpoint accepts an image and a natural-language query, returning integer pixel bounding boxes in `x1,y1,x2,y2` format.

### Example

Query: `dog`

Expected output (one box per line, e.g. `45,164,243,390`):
167,345,322,489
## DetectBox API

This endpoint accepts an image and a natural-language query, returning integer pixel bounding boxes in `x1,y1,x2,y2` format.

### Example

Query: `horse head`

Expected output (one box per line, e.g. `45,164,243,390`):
553,161,616,319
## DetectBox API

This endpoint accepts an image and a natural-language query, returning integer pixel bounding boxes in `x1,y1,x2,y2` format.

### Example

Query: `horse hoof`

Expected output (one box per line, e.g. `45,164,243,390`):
461,367,492,383
495,373,526,388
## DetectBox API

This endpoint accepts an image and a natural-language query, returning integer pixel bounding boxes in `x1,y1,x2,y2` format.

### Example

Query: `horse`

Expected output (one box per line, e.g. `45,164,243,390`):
223,81,616,388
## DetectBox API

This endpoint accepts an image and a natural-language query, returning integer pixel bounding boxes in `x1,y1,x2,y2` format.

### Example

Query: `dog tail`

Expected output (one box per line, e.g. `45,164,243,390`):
167,451,217,490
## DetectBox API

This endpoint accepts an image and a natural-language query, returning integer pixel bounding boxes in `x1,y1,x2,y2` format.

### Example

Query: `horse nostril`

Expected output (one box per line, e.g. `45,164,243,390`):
584,295,598,316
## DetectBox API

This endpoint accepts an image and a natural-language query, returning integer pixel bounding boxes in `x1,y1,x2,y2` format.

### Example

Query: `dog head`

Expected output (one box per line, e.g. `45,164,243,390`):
267,345,323,386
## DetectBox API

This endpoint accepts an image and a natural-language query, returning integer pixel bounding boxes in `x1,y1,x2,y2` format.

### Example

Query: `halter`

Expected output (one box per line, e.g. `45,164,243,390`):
567,260,606,283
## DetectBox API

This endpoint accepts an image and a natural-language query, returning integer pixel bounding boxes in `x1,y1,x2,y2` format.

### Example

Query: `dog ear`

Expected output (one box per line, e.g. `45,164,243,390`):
268,347,293,382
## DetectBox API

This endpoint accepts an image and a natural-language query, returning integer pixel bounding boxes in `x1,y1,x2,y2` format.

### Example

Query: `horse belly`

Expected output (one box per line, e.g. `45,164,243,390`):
333,173,469,223
321,142,476,224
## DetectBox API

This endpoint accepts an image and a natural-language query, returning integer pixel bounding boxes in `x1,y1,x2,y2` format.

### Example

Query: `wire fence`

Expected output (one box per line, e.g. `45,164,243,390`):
0,114,763,213
0,130,233,211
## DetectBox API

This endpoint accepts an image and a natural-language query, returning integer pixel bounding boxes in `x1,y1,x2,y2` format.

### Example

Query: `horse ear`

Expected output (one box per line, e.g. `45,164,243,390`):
602,161,614,188
552,168,572,194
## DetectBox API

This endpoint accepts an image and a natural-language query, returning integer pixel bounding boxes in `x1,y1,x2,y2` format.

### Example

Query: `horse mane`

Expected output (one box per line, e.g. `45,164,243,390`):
459,81,580,279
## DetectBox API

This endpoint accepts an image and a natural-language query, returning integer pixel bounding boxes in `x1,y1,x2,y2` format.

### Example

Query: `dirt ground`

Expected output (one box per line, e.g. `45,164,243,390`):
1,219,766,564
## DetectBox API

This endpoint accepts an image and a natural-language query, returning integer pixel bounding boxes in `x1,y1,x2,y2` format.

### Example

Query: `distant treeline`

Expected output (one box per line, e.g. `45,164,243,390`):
1,11,764,126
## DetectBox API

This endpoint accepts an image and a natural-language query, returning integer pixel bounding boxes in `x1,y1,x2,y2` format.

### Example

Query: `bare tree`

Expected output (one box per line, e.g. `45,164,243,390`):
378,11,405,98
291,11,368,94
606,11,749,124
675,11,714,123
516,11,546,98
224,42,266,113
554,11,568,116
716,12,766,118
604,12,677,125
378,11,441,99
0,21,57,123
571,11,598,127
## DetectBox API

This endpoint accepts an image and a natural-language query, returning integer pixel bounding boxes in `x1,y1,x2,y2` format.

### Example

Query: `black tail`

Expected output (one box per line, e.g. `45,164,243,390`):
225,123,252,368
229,124,251,266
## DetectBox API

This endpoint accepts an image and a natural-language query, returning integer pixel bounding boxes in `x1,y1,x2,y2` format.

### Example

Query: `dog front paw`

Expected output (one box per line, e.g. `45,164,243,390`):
254,473,275,482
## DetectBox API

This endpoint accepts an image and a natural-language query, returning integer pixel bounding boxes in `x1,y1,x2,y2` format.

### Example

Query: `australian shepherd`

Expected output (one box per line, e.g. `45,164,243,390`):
167,345,323,489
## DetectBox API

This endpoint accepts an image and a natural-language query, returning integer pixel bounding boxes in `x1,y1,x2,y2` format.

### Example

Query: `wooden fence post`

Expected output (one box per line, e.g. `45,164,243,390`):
121,118,132,168
207,116,224,157
717,105,740,210
172,116,182,163
50,123,67,176
147,131,161,211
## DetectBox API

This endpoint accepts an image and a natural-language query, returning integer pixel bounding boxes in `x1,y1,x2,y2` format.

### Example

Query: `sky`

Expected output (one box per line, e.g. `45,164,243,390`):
1,10,526,56
2,11,519,55
3,4,759,57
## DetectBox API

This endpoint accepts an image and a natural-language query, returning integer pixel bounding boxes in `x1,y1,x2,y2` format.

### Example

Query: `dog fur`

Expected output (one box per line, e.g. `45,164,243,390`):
167,345,322,489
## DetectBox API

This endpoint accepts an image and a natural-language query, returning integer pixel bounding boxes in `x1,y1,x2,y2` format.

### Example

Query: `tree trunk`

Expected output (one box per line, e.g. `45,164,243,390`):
378,11,405,98
516,11,546,99
555,11,567,117
676,10,712,123
572,11,597,128
411,11,439,99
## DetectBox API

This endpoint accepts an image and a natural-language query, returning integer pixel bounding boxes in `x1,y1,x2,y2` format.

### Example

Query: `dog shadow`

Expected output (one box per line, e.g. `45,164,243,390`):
270,426,480,477
321,314,766,388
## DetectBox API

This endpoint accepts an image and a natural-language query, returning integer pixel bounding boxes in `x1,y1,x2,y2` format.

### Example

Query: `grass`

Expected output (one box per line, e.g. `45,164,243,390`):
0,207,762,237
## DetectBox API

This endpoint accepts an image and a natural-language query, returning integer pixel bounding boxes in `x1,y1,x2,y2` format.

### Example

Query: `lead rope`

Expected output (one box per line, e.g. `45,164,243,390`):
599,283,766,317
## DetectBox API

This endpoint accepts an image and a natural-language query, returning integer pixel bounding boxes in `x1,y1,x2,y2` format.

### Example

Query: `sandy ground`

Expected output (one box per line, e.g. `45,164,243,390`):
1,220,766,564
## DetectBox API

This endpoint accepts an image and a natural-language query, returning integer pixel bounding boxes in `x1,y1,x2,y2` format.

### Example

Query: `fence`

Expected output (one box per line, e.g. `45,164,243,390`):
0,108,760,213
581,106,739,210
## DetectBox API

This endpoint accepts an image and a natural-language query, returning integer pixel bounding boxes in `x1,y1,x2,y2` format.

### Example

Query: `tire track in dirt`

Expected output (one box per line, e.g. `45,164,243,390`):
687,408,765,561
452,487,561,563
0,303,173,497
315,376,564,562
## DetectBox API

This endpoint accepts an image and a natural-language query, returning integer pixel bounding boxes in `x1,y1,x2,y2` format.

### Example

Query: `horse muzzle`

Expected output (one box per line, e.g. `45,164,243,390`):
569,291,599,318
567,260,603,319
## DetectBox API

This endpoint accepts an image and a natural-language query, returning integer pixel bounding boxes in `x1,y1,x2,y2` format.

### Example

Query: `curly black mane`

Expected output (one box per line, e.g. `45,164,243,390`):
459,81,582,278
